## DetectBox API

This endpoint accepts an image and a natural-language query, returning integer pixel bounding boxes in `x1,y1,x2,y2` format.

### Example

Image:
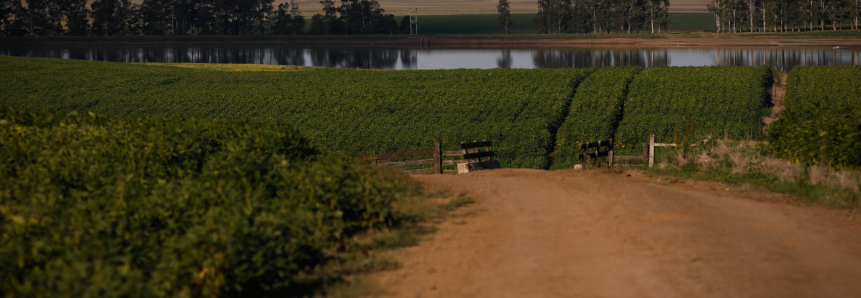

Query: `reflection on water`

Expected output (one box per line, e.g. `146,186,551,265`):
1,45,858,71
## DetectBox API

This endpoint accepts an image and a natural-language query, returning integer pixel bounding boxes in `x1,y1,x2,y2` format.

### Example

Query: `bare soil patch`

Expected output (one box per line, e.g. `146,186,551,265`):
374,169,861,298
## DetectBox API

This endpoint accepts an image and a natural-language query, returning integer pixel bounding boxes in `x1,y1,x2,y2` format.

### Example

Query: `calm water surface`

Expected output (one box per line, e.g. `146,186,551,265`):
1,45,858,71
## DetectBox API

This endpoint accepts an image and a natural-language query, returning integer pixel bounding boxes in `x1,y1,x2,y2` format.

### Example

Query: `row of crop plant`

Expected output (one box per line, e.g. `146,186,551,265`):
553,65,773,167
0,56,593,169
0,56,857,169
768,66,861,169
554,64,860,170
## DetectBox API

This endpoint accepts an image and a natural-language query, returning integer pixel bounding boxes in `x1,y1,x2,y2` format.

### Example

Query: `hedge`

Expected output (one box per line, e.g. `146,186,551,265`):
0,108,413,297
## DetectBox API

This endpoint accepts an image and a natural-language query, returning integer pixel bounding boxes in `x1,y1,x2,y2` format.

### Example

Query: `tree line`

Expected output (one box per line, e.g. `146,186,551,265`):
707,0,860,33
0,0,407,37
520,0,671,34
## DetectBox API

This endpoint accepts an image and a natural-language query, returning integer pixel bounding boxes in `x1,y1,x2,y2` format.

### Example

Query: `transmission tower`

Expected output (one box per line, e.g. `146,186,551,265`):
409,8,418,34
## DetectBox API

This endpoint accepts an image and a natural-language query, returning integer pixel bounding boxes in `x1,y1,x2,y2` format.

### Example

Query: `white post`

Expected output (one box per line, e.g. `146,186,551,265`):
649,134,655,168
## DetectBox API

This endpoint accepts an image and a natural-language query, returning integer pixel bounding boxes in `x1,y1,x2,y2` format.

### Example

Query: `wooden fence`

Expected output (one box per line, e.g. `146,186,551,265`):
361,141,463,174
578,138,649,167
361,135,703,172
646,134,712,167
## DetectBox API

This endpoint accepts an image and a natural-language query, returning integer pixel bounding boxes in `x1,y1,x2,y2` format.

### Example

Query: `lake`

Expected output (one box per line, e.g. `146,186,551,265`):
1,45,858,71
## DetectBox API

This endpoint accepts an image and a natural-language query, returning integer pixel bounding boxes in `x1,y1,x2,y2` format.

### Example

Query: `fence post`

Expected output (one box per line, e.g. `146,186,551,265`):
583,142,588,165
649,134,655,168
371,151,377,167
608,139,614,167
473,140,480,162
433,141,442,174
642,143,649,165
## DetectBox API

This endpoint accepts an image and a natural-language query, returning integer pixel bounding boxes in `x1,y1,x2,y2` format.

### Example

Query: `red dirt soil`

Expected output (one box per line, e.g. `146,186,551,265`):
374,169,861,298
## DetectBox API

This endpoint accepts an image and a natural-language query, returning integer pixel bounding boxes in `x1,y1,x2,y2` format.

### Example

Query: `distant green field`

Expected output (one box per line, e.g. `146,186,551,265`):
395,14,536,34
667,13,716,31
395,13,716,34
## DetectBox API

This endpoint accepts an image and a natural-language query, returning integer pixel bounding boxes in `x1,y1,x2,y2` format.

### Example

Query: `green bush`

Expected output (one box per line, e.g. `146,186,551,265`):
0,57,594,169
769,66,861,167
614,66,772,155
552,67,642,169
769,110,861,168
0,108,413,297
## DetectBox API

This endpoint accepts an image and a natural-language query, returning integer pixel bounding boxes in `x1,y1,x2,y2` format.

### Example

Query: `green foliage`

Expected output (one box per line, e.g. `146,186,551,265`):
0,108,415,297
0,56,594,169
769,66,861,168
553,66,641,169
615,66,772,155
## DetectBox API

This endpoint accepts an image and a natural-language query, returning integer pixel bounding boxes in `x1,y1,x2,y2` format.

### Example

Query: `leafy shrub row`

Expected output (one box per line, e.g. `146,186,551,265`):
781,65,861,118
769,66,861,167
769,110,861,168
0,108,413,298
552,66,642,169
615,66,773,155
0,57,594,169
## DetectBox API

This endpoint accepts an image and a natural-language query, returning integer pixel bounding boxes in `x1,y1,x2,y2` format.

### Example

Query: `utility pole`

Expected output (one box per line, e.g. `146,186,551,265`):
409,8,418,34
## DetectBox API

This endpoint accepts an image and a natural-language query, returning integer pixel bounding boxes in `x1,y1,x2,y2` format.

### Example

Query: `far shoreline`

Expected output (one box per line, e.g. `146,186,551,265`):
1,31,860,49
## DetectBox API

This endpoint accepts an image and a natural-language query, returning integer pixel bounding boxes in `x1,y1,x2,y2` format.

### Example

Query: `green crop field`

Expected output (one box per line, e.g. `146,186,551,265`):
553,66,642,169
0,56,593,169
769,66,861,168
614,66,773,156
0,108,414,297
395,14,537,34
667,13,716,31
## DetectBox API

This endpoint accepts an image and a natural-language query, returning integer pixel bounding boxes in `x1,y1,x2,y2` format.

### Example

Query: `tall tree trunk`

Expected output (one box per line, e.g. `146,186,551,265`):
821,0,826,30
732,10,736,33
715,13,721,33
749,2,755,33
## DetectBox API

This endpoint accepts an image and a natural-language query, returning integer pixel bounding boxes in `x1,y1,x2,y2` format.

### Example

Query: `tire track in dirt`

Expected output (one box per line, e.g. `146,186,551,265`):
374,169,861,298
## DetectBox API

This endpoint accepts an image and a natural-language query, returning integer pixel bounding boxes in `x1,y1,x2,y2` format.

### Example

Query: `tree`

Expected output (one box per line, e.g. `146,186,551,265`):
707,0,723,33
533,0,572,34
92,0,133,36
308,0,341,34
0,0,25,36
825,0,846,30
63,0,89,36
398,15,410,34
273,0,304,35
852,0,861,30
743,0,756,32
288,0,305,35
272,3,292,34
533,0,551,33
820,0,828,29
620,0,645,33
497,0,512,34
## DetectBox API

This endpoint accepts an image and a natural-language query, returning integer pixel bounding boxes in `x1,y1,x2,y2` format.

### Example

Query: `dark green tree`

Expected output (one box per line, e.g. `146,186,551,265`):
91,0,133,36
497,0,513,34
0,0,24,36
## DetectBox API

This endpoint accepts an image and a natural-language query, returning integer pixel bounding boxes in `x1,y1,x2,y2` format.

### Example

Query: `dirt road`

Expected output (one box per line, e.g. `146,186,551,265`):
374,169,861,298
